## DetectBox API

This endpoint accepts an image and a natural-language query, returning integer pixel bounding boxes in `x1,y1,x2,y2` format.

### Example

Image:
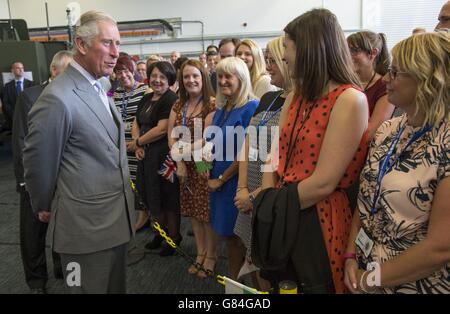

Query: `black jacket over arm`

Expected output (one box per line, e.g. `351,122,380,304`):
251,184,334,293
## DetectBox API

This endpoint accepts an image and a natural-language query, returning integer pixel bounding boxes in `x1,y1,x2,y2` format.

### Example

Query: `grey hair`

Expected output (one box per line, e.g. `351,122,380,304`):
74,10,117,47
50,50,73,71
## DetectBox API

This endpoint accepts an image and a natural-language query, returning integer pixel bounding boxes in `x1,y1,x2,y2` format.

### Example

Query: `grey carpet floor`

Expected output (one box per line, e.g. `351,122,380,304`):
0,134,227,294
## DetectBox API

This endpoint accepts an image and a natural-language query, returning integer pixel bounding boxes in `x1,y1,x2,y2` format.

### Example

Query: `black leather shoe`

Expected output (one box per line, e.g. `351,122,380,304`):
54,268,64,279
159,235,182,257
159,243,176,257
30,288,47,294
145,235,164,250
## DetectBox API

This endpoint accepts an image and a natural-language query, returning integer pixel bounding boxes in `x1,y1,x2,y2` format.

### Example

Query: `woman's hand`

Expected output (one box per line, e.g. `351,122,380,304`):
344,259,362,294
208,179,223,192
234,189,252,213
176,161,188,185
127,140,137,152
135,147,145,160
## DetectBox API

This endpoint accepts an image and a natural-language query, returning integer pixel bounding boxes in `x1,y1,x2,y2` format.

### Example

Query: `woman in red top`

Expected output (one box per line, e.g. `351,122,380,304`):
261,9,369,293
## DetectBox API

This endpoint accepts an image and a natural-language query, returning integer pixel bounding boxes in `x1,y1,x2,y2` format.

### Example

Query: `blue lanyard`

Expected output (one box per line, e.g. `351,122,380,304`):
182,97,203,126
370,122,431,215
216,100,236,129
121,82,136,118
257,92,283,128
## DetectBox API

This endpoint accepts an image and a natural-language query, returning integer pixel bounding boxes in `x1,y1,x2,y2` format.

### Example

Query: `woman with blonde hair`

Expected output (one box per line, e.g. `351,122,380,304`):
235,39,277,98
234,36,292,290
206,57,259,279
344,32,450,294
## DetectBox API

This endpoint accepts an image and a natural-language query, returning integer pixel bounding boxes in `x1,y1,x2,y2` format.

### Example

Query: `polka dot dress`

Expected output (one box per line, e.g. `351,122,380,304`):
276,84,369,293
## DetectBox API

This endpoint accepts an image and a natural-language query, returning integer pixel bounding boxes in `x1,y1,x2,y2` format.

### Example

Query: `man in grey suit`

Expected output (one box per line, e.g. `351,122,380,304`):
23,11,135,294
13,50,73,294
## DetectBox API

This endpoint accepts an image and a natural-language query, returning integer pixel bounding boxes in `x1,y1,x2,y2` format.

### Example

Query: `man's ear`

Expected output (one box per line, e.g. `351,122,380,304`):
74,37,88,56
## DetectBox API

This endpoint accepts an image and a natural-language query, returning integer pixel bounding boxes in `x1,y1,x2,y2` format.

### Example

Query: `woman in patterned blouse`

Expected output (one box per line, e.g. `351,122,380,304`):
344,31,450,294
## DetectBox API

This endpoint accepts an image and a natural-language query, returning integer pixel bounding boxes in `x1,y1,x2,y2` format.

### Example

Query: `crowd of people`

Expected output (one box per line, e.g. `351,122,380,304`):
1,1,449,294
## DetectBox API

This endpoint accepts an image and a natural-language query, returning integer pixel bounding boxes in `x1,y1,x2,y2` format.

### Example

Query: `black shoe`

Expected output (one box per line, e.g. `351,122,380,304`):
159,235,182,257
30,288,47,294
145,235,164,250
159,244,176,257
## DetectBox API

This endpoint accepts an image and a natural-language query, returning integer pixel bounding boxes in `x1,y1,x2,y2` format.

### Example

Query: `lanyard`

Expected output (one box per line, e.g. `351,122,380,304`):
370,122,431,215
257,91,283,128
216,100,236,129
182,97,203,126
121,82,137,118
280,98,314,185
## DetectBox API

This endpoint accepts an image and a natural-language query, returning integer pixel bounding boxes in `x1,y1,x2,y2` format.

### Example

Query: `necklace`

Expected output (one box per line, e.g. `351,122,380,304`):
363,71,377,92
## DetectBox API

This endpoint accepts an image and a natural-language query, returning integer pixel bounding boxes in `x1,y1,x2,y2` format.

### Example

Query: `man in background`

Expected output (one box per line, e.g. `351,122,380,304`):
436,0,450,30
0,62,34,132
12,50,73,294
170,50,181,64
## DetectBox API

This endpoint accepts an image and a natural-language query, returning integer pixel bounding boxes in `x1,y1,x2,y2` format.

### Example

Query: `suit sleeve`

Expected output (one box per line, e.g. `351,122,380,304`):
23,92,72,212
12,91,32,190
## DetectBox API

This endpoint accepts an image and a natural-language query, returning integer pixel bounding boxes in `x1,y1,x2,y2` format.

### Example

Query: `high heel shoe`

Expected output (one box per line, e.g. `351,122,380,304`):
188,253,206,275
197,256,217,278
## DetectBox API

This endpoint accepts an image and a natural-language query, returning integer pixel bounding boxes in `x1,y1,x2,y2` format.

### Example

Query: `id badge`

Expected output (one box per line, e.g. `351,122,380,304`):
248,146,258,161
203,141,214,162
355,228,374,258
125,121,133,132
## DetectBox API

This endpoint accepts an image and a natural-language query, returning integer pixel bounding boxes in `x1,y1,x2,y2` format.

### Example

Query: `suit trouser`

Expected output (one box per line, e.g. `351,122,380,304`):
60,243,128,294
19,188,61,289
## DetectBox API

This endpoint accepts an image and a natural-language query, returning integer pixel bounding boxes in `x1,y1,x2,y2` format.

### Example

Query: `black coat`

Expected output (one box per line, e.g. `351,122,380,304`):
12,83,46,190
252,184,334,293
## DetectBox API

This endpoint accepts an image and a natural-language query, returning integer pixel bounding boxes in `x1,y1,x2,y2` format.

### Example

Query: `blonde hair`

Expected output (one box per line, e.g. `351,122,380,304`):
75,11,116,46
235,39,267,91
392,32,449,127
215,57,255,109
266,36,293,92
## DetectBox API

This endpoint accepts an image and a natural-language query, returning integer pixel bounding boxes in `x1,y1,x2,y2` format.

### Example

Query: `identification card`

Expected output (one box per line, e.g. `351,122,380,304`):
355,228,374,258
202,141,214,162
125,121,133,132
248,146,258,161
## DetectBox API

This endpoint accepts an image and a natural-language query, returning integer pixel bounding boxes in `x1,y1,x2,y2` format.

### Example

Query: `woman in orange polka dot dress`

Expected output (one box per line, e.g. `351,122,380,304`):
261,9,369,293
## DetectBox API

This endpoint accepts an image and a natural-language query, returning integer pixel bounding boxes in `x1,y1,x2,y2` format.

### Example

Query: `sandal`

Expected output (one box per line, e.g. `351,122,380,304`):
188,253,206,275
197,256,217,279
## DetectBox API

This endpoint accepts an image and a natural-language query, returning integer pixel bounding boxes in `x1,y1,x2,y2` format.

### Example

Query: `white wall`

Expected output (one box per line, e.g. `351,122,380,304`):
1,0,361,57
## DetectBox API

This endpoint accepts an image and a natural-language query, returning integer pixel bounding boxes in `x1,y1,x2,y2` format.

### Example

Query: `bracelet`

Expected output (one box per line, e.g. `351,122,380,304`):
341,252,357,263
359,271,370,293
236,186,248,192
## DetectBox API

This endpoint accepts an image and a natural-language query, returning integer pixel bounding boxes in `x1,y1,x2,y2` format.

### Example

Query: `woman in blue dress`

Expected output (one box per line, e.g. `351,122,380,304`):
203,57,259,279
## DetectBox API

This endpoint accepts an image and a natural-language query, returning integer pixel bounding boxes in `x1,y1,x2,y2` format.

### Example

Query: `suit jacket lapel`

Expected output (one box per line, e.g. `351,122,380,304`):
66,65,119,147
109,97,126,162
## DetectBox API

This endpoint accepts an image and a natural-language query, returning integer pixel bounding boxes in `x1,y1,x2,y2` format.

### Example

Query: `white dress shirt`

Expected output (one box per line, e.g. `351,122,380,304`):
70,60,113,118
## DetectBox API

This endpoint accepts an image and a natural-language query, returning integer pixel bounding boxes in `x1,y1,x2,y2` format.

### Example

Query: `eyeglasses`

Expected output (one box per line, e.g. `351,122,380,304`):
265,57,276,67
387,67,409,80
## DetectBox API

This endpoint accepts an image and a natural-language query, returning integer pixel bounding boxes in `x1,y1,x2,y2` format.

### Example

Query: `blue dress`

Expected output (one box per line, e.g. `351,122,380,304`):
207,99,259,236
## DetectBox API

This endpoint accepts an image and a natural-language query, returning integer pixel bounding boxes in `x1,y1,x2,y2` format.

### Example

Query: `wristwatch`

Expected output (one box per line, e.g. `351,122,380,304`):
249,192,255,203
218,174,225,184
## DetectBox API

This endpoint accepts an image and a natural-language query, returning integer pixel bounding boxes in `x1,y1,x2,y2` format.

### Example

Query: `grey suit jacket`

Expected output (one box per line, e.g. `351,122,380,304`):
23,64,135,255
